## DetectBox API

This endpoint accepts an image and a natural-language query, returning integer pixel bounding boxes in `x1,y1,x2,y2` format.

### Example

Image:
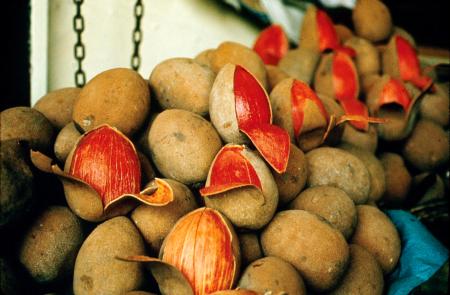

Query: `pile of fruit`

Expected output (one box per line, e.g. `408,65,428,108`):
1,0,448,294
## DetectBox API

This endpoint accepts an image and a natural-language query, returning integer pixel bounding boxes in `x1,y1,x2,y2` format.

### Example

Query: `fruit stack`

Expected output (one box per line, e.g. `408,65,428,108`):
1,0,448,294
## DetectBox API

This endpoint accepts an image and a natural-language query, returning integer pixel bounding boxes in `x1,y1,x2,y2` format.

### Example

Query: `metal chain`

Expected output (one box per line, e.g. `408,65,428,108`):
131,0,143,71
73,0,86,87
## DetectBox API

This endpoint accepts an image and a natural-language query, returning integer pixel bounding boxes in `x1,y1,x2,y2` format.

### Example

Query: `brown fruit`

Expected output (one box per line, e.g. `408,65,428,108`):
344,36,380,75
329,244,384,295
19,206,83,283
238,232,263,266
265,65,289,91
261,210,349,292
238,256,306,294
341,124,378,153
278,48,321,85
54,122,82,164
33,87,80,129
334,24,354,43
149,58,215,115
306,147,371,204
1,107,54,152
380,152,412,206
352,0,392,42
73,68,150,137
351,205,401,274
419,92,449,127
289,186,357,239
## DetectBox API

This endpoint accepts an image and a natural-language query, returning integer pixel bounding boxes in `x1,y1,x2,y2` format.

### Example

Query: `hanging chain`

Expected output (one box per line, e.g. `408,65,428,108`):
131,0,143,71
73,0,86,87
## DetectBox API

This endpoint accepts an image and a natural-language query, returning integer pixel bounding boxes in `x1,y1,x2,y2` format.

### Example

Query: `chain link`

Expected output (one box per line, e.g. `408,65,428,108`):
131,0,143,71
73,0,86,87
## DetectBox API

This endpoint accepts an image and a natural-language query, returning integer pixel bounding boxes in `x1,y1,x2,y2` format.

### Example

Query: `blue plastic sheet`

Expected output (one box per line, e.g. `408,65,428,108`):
386,210,448,295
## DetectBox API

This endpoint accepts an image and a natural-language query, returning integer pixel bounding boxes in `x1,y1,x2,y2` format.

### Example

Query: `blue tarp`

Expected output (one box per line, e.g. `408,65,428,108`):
386,210,448,295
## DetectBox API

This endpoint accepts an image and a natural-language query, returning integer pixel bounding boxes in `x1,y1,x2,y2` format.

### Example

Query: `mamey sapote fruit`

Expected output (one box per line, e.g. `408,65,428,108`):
306,147,371,204
352,0,392,42
334,24,354,43
33,87,80,130
73,217,145,295
131,179,198,255
402,119,449,172
329,244,384,295
272,144,308,205
379,152,412,206
54,122,82,163
210,41,268,90
341,124,378,153
238,232,263,266
149,58,215,116
261,210,349,292
194,48,215,68
72,68,150,137
238,256,306,294
419,91,449,126
344,36,380,76
289,186,357,240
0,140,34,228
148,109,222,184
278,48,321,85
19,206,83,284
351,205,401,274
265,65,289,91
1,107,54,152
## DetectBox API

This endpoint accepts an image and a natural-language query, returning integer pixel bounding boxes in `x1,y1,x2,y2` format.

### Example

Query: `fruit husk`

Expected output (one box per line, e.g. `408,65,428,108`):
253,24,289,66
278,48,321,85
200,145,262,196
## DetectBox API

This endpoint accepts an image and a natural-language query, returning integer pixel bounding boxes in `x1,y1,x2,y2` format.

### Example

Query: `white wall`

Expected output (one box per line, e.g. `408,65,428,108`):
30,0,259,104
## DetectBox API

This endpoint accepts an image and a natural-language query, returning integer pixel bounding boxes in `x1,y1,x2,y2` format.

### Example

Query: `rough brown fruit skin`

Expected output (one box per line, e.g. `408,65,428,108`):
344,36,380,75
148,109,222,184
306,147,371,204
73,68,150,137
210,41,268,90
238,256,306,295
19,206,83,283
340,143,386,203
419,92,449,127
329,244,384,295
238,232,263,267
261,210,349,292
149,58,215,116
194,48,215,69
289,186,357,240
0,140,34,228
278,48,321,85
341,124,378,153
335,24,354,43
265,65,289,91
54,122,82,164
0,107,54,152
272,144,308,205
33,87,80,130
380,152,411,206
352,0,392,42
351,205,401,274
403,120,449,172
131,179,197,255
73,217,145,295
314,53,337,99
298,5,319,52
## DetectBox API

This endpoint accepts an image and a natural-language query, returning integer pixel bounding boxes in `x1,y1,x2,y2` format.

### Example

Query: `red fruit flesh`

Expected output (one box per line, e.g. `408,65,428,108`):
69,125,141,207
200,145,262,196
234,65,290,173
378,78,412,111
332,51,359,103
316,9,339,52
291,79,328,138
253,24,289,65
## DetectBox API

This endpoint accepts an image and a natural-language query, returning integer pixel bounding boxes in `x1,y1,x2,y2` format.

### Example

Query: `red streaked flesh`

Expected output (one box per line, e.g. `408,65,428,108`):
240,124,290,173
378,78,412,111
234,65,271,127
291,79,329,138
69,125,141,208
162,208,236,295
200,145,262,197
332,51,359,103
316,9,339,52
253,24,289,65
340,99,370,131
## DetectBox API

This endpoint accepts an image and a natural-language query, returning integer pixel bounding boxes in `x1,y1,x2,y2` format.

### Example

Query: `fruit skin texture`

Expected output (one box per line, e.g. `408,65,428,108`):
148,109,222,184
380,152,411,206
160,207,241,295
329,244,384,295
351,205,401,274
72,68,150,137
19,206,83,284
306,147,370,205
352,0,392,42
73,217,145,295
261,210,349,292
238,256,306,295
